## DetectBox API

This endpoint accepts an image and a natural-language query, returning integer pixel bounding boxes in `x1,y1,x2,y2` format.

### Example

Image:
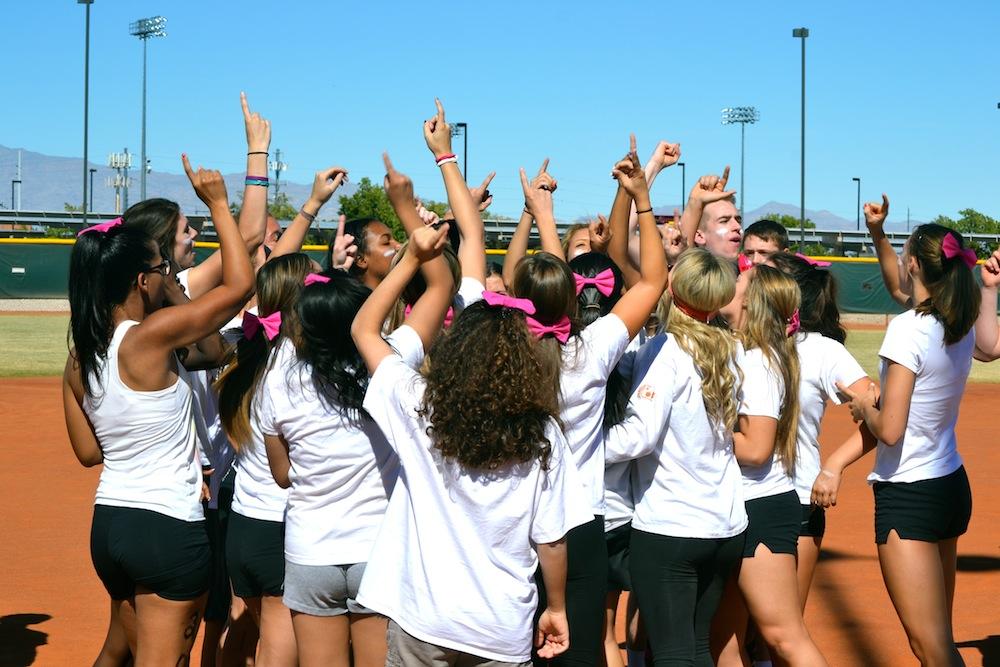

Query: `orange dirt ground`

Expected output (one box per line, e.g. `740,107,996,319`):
1,377,997,666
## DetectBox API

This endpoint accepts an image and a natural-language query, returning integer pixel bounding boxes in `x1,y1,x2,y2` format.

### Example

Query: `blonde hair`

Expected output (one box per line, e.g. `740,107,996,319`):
666,249,739,430
739,265,802,474
561,223,590,258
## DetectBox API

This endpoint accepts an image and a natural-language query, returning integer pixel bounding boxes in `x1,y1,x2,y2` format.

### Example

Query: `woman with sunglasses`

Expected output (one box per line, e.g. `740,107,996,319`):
62,155,254,667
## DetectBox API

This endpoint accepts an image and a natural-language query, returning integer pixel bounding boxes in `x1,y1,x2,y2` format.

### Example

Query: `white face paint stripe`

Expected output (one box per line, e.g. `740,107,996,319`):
714,226,730,237
383,249,397,258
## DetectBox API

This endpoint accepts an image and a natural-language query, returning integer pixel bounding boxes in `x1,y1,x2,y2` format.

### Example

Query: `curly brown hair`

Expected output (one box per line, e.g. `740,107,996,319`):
418,300,561,471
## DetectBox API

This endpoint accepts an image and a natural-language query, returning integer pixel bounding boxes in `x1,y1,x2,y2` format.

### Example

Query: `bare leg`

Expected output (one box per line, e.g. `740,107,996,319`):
93,598,134,667
878,532,964,666
795,536,822,611
601,590,625,667
133,588,207,667
200,619,224,667
710,571,750,667
738,545,827,667
253,595,295,667
290,612,350,667
349,613,388,667
220,594,258,667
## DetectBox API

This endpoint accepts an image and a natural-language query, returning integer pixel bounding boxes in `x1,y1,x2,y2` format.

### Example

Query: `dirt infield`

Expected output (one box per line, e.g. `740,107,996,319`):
1,377,997,666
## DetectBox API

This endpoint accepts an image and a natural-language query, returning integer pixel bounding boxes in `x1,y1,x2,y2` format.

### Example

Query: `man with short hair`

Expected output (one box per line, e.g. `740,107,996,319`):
741,219,789,266
679,166,742,261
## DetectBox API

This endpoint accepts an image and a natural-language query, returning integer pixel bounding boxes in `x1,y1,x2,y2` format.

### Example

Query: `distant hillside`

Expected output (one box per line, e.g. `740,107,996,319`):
0,145,355,220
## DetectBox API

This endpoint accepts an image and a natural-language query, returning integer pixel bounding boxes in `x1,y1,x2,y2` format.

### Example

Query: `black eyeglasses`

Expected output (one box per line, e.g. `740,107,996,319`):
143,260,171,276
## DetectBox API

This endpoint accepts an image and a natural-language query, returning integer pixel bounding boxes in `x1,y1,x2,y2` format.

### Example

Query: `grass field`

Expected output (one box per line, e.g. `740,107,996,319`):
3,314,1000,383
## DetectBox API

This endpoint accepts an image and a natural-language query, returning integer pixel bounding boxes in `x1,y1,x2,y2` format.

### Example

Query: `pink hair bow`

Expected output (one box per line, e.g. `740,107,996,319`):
941,232,977,268
304,273,330,286
404,304,455,328
574,269,616,296
794,252,832,268
77,217,123,237
786,309,801,337
738,254,754,273
243,310,282,341
481,290,537,315
526,315,572,343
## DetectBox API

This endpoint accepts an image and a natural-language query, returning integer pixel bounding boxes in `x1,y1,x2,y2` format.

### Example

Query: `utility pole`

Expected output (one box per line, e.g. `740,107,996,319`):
270,149,287,203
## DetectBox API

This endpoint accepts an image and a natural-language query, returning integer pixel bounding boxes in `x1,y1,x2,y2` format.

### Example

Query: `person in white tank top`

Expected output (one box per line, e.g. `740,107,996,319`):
63,157,254,667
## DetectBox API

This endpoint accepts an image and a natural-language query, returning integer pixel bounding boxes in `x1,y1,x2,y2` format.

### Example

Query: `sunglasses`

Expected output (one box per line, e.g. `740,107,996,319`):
143,259,171,276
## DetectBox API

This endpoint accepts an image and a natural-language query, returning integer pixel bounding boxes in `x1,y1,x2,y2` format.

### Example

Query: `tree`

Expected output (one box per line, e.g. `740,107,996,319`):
758,213,815,229
931,209,1000,256
337,177,405,240
268,192,298,222
64,202,84,213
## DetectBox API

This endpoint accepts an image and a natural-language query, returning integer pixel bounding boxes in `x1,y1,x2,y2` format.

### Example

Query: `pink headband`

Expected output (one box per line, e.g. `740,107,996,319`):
795,252,832,268
574,269,616,296
941,232,977,268
77,217,123,237
243,311,282,341
304,273,330,286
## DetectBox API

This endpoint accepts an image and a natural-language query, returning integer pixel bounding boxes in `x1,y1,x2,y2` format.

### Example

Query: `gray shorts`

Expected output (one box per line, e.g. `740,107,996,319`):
282,561,373,616
386,619,531,667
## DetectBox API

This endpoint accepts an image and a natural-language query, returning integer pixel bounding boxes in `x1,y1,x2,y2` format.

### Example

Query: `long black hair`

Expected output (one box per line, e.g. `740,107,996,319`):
68,225,157,396
122,198,182,266
294,270,372,421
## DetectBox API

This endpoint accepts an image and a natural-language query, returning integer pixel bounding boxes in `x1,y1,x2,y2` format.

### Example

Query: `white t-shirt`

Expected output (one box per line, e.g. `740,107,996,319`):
609,334,747,538
603,331,658,532
868,310,971,483
737,347,796,501
454,276,486,311
231,342,293,523
561,313,632,515
258,338,398,566
357,345,592,663
87,321,204,522
793,332,867,504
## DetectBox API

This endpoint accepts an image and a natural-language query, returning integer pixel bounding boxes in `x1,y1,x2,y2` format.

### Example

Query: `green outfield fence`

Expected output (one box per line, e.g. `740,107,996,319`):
1,239,995,315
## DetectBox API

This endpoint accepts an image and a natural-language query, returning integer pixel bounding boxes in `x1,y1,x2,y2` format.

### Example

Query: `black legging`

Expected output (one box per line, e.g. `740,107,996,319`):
629,527,745,666
533,515,607,666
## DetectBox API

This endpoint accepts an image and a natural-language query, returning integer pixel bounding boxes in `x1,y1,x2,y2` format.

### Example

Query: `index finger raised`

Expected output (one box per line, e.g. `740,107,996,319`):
718,165,731,188
434,98,445,122
881,193,890,214
240,91,251,121
629,133,637,155
181,153,195,178
479,171,496,190
382,152,396,175
537,158,550,176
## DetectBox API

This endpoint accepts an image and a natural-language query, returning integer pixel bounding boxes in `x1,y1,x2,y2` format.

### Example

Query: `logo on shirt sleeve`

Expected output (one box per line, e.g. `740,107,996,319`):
636,384,657,400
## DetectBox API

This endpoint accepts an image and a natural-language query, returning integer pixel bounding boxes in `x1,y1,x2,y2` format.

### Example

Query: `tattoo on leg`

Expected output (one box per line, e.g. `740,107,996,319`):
182,610,200,641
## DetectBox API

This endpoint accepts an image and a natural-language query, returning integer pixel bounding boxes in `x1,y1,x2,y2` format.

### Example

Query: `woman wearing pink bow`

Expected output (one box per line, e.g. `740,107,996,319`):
826,208,980,666
62,157,254,667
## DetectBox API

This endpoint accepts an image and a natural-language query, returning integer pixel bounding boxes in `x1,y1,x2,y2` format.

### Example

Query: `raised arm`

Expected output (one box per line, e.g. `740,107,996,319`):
423,98,487,285
134,155,256,353
270,166,348,258
185,93,271,299
503,208,535,286
975,249,1000,360
352,224,451,374
865,194,910,307
607,137,670,339
520,159,562,258
624,140,681,268
678,167,736,249
607,183,639,286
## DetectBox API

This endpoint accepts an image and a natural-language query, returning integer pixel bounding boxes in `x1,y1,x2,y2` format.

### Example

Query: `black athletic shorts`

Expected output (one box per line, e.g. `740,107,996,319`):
799,503,826,538
90,505,211,601
605,521,632,592
226,510,286,598
874,466,972,545
743,491,800,558
203,468,236,621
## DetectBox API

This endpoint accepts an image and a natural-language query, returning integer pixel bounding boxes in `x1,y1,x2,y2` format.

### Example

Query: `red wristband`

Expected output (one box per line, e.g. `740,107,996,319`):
435,153,456,162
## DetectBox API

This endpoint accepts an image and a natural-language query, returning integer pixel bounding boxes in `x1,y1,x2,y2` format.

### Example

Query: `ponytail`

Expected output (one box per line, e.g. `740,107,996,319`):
68,226,156,397
769,252,846,343
740,265,802,474
908,224,980,345
215,253,312,450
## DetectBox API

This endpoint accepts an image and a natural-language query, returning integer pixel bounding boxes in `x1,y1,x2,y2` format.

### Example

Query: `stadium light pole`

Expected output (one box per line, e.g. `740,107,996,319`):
130,16,167,202
678,162,686,212
451,122,468,182
90,168,97,212
852,177,861,231
80,0,93,225
721,107,760,219
793,27,808,248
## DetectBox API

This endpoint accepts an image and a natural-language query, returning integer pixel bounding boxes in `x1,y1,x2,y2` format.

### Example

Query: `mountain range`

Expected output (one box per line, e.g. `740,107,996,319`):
1,145,925,230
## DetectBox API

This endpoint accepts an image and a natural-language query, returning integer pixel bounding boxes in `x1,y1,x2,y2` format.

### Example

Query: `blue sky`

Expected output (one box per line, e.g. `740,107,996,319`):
3,1,999,223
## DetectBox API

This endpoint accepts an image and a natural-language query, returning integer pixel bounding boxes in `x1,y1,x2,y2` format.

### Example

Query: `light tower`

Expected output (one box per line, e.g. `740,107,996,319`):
270,149,288,203
721,106,760,219
130,15,167,201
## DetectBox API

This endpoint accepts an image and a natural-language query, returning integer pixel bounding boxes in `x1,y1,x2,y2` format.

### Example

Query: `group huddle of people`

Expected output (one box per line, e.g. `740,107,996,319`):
62,95,997,667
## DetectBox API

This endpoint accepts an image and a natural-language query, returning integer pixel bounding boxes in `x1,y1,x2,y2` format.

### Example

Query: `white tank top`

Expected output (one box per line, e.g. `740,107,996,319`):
85,320,204,522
